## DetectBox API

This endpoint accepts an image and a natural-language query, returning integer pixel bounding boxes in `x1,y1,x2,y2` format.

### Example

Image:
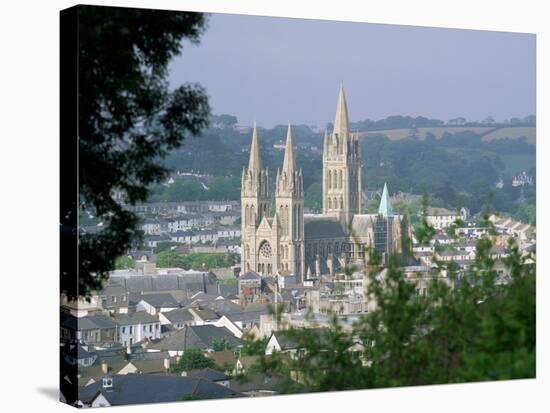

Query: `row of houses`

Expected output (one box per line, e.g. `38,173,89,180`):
141,212,239,235
126,200,239,215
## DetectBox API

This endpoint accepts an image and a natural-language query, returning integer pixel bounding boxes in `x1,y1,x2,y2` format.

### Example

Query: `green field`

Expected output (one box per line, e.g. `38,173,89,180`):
361,126,536,145
482,126,536,145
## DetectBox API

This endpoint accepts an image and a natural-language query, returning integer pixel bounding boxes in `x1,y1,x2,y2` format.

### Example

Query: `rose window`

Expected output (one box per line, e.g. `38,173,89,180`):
259,241,272,258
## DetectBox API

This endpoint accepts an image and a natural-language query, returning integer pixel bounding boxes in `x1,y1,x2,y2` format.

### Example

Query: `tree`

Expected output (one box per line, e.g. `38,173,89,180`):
173,348,215,372
414,192,436,245
65,6,211,299
211,338,231,352
249,213,535,392
114,255,134,269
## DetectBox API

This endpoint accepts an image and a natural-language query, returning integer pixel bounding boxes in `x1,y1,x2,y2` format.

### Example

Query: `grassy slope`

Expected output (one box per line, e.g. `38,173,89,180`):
361,126,536,144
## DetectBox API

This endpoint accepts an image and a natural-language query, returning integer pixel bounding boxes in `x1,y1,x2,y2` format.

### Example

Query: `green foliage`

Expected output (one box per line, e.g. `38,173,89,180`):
414,192,436,245
156,251,237,270
239,334,269,357
149,175,241,202
516,201,536,226
249,232,535,392
304,182,322,212
173,348,215,372
154,241,179,253
446,218,463,239
114,255,134,269
66,6,210,299
211,338,231,352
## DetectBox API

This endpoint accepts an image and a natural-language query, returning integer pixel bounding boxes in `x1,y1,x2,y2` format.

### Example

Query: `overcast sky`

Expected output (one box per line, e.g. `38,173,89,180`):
168,13,535,128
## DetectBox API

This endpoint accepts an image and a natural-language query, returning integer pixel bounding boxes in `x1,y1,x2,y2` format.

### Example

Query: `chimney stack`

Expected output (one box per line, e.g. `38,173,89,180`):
101,361,108,375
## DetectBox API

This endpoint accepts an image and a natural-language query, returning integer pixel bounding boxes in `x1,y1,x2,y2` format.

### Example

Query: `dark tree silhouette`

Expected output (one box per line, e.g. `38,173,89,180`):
62,6,210,299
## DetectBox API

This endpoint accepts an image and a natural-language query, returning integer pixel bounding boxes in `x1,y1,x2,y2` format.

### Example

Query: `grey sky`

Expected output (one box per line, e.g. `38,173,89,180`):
168,13,535,128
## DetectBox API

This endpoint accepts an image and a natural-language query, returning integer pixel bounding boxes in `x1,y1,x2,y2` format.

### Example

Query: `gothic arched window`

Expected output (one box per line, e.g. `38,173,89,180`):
339,170,343,188
333,197,338,210
328,170,332,189
328,198,332,209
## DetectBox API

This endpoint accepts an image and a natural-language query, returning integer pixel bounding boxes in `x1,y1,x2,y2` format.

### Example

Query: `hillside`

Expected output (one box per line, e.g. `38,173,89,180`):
361,126,536,145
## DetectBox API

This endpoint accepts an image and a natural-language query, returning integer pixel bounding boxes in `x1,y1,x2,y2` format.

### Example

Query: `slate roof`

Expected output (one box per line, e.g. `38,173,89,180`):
207,300,243,316
110,273,209,294
304,217,346,240
205,350,237,368
76,359,129,387
229,372,283,393
244,303,268,313
149,325,242,352
64,343,97,360
227,311,265,326
190,306,219,321
61,314,116,331
239,271,261,281
112,312,158,326
78,374,241,406
218,283,239,297
129,358,176,374
187,367,230,382
138,293,180,308
161,308,195,324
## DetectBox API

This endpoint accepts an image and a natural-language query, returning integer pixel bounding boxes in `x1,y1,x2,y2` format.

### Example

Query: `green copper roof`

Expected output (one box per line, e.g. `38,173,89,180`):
378,183,393,217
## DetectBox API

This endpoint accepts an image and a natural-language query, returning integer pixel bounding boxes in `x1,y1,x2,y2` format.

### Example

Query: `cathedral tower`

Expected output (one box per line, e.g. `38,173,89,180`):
241,124,270,273
276,124,305,280
322,83,362,232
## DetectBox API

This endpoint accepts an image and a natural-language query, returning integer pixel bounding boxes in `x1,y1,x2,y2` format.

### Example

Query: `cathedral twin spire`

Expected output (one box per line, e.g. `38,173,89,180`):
281,123,295,175
245,121,301,198
248,122,262,172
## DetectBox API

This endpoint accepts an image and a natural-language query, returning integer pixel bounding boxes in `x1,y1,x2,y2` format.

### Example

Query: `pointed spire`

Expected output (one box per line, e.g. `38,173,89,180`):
378,183,393,217
248,122,262,172
281,123,295,174
333,82,349,136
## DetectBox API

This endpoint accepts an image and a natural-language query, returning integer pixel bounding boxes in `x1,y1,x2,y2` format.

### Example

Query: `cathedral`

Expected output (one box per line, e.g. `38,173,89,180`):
240,84,406,281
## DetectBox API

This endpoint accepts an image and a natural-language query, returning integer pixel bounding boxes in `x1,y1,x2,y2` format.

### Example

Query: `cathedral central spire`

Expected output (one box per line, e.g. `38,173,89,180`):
248,122,262,172
333,82,349,136
281,123,295,174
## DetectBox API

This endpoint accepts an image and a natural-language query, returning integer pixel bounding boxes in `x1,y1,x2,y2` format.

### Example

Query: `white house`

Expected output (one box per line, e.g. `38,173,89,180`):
425,207,464,230
113,312,161,347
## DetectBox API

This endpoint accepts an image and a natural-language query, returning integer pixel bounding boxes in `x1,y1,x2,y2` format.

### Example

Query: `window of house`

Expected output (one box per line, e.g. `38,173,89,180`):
149,325,153,332
122,327,126,334
129,326,133,334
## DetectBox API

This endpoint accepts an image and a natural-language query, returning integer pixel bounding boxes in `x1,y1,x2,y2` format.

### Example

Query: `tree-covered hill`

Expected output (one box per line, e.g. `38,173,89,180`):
148,114,535,222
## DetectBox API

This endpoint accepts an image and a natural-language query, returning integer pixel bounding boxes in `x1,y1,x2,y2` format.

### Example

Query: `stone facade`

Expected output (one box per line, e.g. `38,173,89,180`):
241,84,406,282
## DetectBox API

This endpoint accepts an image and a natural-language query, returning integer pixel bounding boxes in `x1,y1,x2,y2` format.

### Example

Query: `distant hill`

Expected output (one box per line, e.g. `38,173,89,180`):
482,126,536,145
361,126,536,145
